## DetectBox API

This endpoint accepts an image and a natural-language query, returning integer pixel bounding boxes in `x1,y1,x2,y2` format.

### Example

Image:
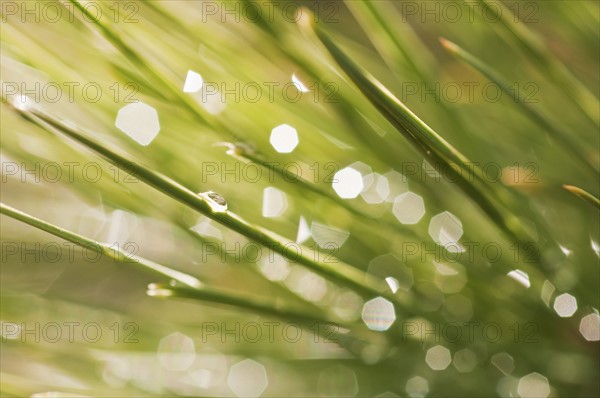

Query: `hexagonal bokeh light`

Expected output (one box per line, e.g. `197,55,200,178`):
361,297,396,331
517,372,550,398
405,376,429,398
227,359,268,398
361,172,390,204
553,293,577,317
428,211,463,250
156,332,196,371
262,187,288,218
270,124,298,153
579,312,600,341
115,102,160,146
332,167,364,199
392,191,425,224
425,345,451,370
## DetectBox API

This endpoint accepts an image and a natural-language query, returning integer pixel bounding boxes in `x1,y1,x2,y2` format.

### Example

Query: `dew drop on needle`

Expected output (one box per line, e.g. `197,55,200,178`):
199,191,228,212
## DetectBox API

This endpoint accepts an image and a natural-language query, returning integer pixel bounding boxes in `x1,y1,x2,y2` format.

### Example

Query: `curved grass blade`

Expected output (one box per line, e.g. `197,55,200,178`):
440,38,599,176
5,99,398,306
147,283,369,351
147,283,346,328
0,202,203,288
303,20,540,253
0,202,350,339
563,185,600,209
65,0,241,142
344,0,466,134
216,142,421,241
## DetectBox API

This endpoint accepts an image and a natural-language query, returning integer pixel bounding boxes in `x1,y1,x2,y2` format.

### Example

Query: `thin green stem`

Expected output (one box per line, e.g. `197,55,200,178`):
65,0,240,142
345,0,467,135
218,142,421,241
563,185,600,209
147,283,346,328
147,283,369,351
303,19,542,254
7,100,399,308
0,202,203,288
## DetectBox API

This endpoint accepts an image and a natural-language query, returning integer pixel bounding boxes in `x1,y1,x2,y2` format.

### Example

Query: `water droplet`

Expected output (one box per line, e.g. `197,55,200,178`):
199,191,228,212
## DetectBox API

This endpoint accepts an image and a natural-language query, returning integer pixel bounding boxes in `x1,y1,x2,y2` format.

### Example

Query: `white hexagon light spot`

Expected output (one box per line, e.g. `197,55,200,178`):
405,376,429,398
115,102,160,146
270,124,298,153
361,297,396,331
332,167,364,199
227,359,268,398
428,211,463,250
262,187,288,218
361,173,390,204
517,372,550,398
156,332,196,371
392,192,425,224
579,313,600,341
425,345,451,370
553,293,577,317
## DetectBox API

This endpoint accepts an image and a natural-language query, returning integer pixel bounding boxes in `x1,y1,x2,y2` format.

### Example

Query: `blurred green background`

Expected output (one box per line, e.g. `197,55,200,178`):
1,0,599,396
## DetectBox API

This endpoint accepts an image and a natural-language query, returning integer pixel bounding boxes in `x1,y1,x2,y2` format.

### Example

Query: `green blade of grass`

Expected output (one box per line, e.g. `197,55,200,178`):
0,202,203,288
65,0,242,142
302,19,540,253
0,202,348,331
147,283,346,328
147,283,370,351
563,184,600,209
6,99,400,306
472,0,600,127
344,0,466,134
440,37,599,176
218,142,421,240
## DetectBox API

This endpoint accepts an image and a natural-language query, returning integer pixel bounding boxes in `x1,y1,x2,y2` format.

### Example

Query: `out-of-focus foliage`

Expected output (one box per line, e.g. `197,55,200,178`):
1,0,598,396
